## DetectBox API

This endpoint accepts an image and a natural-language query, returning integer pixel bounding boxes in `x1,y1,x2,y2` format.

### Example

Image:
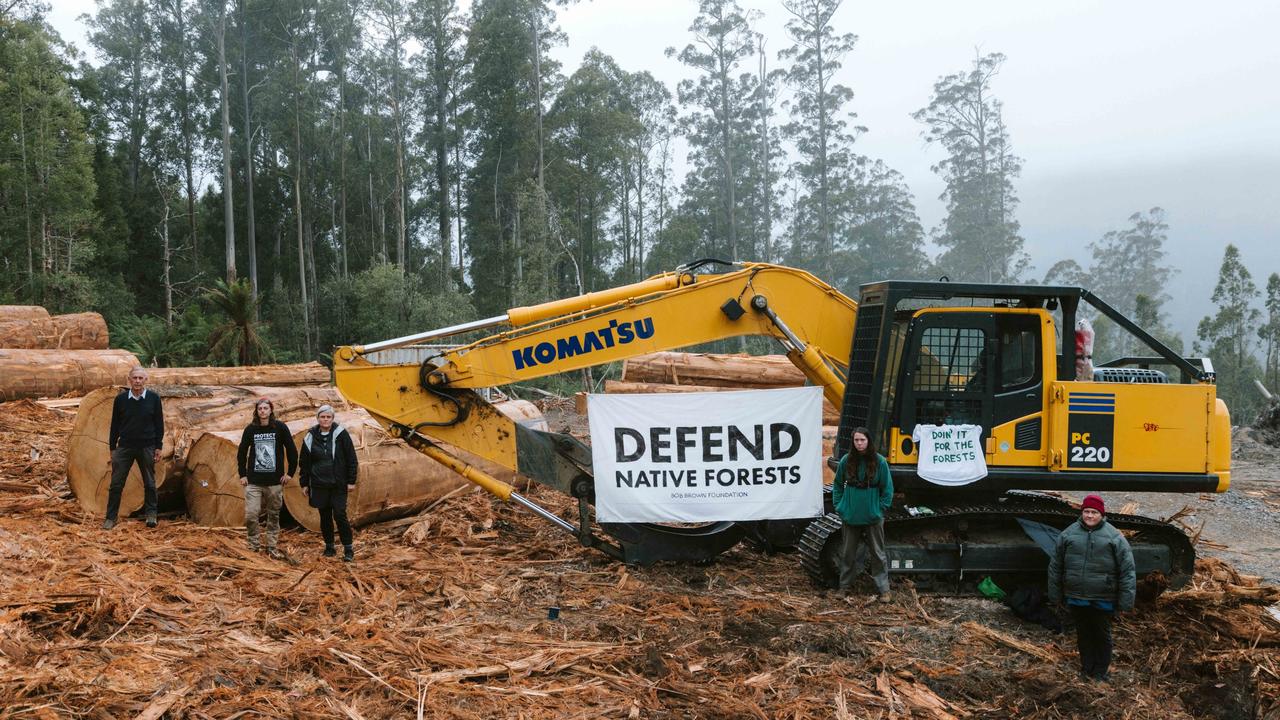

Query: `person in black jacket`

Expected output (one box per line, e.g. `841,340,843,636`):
299,405,358,561
104,367,164,529
236,398,298,558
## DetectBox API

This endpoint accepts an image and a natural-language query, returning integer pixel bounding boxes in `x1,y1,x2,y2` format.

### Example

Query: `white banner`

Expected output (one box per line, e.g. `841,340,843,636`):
588,387,825,523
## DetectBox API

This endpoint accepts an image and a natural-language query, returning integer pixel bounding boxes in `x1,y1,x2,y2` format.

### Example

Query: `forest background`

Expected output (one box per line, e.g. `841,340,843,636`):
2,0,1278,416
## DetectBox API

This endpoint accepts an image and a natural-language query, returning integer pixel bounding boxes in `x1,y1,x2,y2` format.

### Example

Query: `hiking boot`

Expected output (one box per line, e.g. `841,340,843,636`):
323,545,336,558
878,592,892,603
267,548,285,560
248,543,261,553
101,517,116,530
145,514,157,528
342,546,354,563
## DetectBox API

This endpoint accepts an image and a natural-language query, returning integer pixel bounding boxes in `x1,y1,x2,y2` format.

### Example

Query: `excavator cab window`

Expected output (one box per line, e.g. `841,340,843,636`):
991,314,1043,428
895,312,997,435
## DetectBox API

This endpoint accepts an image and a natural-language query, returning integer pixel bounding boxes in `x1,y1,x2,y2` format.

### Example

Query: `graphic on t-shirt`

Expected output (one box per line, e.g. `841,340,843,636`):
253,432,277,473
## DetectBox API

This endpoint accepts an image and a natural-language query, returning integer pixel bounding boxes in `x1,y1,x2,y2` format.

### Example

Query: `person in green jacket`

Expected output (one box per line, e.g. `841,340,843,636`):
1047,494,1136,682
832,426,894,602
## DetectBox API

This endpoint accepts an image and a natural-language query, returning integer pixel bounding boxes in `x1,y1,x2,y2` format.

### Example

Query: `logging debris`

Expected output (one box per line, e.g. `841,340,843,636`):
0,399,1277,718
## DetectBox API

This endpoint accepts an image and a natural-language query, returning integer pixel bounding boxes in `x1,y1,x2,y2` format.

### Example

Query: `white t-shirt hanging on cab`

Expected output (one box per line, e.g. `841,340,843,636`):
911,424,987,486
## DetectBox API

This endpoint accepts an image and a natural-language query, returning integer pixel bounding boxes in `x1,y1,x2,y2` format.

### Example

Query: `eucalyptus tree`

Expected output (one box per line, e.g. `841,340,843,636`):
913,52,1026,282
1087,208,1175,318
667,0,757,261
409,0,464,288
461,0,563,314
841,158,925,286
777,0,857,276
1196,244,1262,416
0,17,96,300
617,70,674,281
546,50,638,294
154,0,202,261
1261,273,1280,391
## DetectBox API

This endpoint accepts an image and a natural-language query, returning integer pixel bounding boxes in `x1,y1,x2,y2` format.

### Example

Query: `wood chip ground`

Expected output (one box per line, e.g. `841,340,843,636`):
1,399,1277,718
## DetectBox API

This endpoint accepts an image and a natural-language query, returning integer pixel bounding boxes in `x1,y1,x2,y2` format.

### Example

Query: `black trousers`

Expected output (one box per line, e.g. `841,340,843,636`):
106,445,157,519
312,486,353,548
1070,605,1114,679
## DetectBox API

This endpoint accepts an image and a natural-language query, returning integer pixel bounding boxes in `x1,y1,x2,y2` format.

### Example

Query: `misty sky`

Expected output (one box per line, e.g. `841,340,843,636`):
48,0,1280,345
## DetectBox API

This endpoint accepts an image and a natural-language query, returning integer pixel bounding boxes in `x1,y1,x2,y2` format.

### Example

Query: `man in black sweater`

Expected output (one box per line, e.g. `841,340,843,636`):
104,367,164,529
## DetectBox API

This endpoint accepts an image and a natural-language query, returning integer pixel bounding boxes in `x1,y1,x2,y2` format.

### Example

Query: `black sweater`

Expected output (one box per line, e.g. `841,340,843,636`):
237,420,299,485
108,389,164,450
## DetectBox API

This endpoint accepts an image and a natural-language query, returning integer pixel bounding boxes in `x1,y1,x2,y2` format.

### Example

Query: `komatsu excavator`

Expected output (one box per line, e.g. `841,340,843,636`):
333,260,1230,591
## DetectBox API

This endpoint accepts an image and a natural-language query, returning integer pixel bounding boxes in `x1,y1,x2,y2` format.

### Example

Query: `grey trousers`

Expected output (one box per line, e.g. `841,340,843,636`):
245,484,283,550
839,518,890,594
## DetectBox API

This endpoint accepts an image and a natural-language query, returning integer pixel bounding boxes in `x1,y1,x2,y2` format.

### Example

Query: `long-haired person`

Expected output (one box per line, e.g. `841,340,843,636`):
831,427,894,602
236,397,298,558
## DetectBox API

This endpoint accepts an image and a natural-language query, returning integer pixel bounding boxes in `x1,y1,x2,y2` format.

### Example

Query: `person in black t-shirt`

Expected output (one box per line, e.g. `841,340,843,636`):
236,398,298,558
299,405,359,561
104,367,164,529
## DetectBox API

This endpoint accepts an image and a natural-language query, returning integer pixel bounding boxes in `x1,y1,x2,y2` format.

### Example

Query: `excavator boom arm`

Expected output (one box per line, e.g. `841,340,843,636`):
334,263,857,476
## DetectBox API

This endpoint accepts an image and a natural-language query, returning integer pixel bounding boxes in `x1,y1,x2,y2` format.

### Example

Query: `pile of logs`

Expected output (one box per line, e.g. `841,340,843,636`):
598,351,841,425
0,302,556,534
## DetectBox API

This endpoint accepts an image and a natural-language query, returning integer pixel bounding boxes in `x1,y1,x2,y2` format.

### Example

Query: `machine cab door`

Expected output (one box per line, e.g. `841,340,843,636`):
894,311,997,443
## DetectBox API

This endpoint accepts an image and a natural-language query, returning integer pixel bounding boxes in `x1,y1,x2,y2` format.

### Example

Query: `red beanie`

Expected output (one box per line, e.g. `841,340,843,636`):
1082,494,1105,513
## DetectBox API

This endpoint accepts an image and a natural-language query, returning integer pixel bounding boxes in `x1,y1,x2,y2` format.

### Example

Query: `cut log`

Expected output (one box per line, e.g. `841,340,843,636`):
0,312,109,349
622,352,806,388
279,401,544,532
603,380,840,425
184,417,322,528
0,305,49,322
0,348,140,400
820,425,838,484
67,384,346,518
147,362,330,387
0,352,329,400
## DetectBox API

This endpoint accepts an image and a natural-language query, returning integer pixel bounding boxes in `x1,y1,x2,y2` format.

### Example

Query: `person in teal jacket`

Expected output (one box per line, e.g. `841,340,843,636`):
832,426,894,601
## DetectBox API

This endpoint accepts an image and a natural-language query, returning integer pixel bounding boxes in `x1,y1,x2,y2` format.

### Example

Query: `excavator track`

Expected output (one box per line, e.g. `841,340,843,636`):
798,491,1195,594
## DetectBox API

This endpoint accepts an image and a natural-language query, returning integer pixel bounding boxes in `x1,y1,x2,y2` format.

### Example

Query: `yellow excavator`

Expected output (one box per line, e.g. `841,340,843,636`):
333,259,1230,590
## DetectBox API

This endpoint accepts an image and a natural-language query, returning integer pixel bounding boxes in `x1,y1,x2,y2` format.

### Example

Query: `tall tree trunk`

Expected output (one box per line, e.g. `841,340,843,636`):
305,216,318,349
174,0,198,262
216,2,236,283
387,13,407,274
18,84,33,285
338,54,348,279
158,192,174,325
756,34,773,263
239,0,258,316
366,119,381,263
127,4,145,192
717,42,737,260
272,226,283,291
292,48,311,358
434,35,451,290
452,93,464,275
